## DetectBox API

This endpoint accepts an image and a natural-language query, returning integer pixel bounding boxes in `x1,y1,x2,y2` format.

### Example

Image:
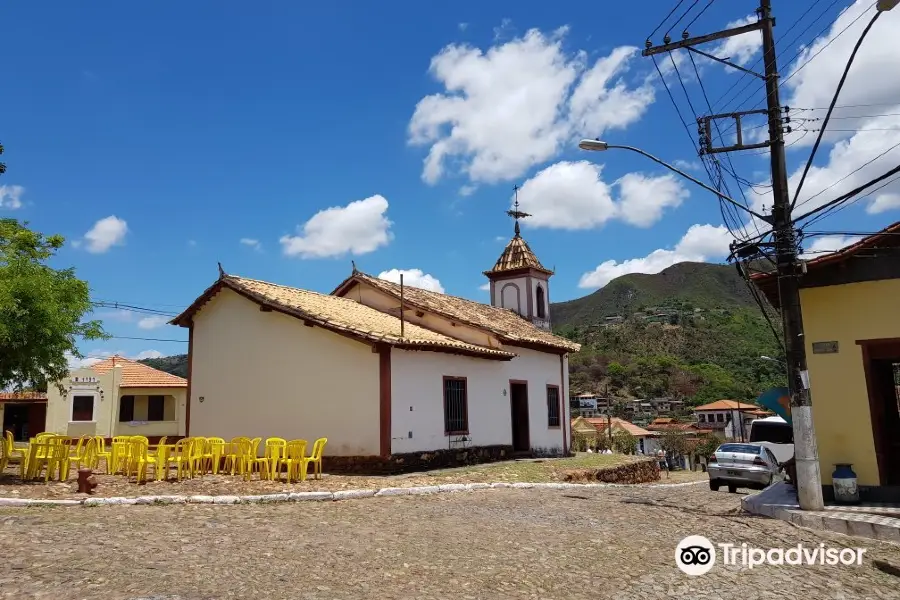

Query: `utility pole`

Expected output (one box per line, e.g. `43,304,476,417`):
758,0,822,510
643,0,823,509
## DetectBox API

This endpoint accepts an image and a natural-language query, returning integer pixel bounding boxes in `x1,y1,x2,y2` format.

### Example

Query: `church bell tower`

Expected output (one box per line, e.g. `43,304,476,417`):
484,186,554,330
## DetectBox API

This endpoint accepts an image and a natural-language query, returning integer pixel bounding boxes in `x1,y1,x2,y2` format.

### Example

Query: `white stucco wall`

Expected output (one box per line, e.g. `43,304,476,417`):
389,345,566,455
493,276,527,316
531,276,550,321
189,288,380,456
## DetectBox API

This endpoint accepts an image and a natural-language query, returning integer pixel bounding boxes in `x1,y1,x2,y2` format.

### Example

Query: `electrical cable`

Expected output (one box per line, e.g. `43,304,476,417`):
712,0,847,115
790,9,884,210
794,139,900,210
686,49,760,237
682,0,716,34
794,164,900,224
666,0,702,37
666,52,745,237
648,0,687,40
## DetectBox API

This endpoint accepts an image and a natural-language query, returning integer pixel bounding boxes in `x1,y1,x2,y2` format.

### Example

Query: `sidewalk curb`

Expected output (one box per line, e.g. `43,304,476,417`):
0,479,704,508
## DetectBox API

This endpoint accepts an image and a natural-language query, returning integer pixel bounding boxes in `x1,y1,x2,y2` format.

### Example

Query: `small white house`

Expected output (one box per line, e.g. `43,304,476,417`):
172,224,580,471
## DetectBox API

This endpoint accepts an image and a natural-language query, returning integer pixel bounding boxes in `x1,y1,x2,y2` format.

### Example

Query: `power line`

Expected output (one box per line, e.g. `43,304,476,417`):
686,49,760,238
648,0,687,39
795,164,900,225
107,335,187,343
794,139,900,210
781,2,877,88
713,0,847,114
666,0,703,37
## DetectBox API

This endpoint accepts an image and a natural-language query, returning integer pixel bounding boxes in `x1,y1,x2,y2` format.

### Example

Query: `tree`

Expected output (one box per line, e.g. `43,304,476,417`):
0,219,107,390
694,434,721,461
658,429,689,457
611,429,638,455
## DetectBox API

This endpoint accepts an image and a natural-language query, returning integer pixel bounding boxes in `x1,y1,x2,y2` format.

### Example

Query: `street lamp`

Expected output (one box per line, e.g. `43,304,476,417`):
578,139,771,222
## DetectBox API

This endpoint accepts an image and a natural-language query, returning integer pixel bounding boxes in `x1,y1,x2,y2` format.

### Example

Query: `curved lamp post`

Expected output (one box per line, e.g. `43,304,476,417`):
578,139,771,223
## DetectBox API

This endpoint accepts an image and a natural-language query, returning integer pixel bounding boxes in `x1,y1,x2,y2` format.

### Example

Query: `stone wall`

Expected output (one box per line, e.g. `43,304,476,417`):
322,445,514,475
562,458,660,484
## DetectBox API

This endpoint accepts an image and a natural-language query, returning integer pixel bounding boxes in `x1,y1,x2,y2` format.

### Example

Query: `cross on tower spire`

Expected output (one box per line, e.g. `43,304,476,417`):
506,185,531,237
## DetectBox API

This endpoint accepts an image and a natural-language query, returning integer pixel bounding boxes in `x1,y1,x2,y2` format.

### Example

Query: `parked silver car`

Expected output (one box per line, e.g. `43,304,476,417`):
708,442,781,493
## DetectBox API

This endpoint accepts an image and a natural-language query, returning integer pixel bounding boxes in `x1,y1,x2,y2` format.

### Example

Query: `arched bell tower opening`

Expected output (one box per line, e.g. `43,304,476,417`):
484,186,554,330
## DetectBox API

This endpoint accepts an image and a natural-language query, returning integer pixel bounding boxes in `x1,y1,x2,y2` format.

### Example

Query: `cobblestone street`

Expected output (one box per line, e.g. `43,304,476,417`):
1,484,898,600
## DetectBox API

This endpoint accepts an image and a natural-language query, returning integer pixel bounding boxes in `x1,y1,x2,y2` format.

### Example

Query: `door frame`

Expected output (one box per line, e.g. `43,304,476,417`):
509,379,530,452
858,337,900,486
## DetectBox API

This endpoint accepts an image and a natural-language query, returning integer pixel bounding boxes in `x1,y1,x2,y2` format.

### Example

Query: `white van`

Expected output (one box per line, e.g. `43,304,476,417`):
748,416,794,464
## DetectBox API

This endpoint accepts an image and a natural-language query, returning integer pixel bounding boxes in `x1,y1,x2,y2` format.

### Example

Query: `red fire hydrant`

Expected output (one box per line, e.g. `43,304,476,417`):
77,468,98,494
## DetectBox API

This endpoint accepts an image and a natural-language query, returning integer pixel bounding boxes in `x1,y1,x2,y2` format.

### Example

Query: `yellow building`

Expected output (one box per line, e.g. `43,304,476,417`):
753,221,900,501
44,357,188,442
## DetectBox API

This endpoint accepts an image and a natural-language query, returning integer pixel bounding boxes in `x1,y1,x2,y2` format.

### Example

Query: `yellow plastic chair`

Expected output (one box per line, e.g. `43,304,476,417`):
277,440,308,482
64,435,91,480
223,439,252,479
129,439,158,483
3,430,27,464
246,437,263,478
161,438,193,481
91,436,112,473
23,442,67,481
252,438,286,480
205,437,225,474
187,437,208,478
299,438,327,481
110,436,133,474
223,438,250,476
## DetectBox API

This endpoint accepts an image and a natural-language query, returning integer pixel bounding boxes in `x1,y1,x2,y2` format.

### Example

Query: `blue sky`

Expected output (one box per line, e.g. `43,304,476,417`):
3,1,899,362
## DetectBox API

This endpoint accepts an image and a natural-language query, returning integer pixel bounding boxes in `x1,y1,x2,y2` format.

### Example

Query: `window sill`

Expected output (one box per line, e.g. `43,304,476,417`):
548,425,561,429
444,431,470,436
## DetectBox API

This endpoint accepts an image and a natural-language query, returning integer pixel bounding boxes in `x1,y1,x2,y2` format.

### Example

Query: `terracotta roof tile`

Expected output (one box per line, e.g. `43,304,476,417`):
485,235,553,275
173,275,515,360
692,400,759,412
339,272,580,353
91,357,188,388
581,417,655,437
0,391,47,402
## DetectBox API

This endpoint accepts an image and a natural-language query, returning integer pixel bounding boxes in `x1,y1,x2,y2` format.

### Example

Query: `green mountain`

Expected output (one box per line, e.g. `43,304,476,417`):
551,262,785,406
551,262,756,327
139,355,188,378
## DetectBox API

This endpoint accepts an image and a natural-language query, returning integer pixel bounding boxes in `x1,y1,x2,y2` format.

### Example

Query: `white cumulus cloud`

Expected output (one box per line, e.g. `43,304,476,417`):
240,238,262,251
137,315,170,330
0,184,25,209
408,26,653,185
514,160,689,230
377,269,445,293
709,15,762,68
280,195,393,259
578,224,733,289
749,115,900,221
785,1,900,130
84,216,128,254
800,235,859,259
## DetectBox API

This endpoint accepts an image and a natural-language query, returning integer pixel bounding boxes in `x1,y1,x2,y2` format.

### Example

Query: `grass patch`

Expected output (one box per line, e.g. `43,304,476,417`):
423,453,642,483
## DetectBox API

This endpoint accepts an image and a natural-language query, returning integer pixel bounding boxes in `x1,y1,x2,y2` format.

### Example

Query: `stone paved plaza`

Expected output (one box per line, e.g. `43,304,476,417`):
1,484,899,599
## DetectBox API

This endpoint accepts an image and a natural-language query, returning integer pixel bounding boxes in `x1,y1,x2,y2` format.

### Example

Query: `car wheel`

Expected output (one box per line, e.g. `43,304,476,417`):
709,479,720,491
728,484,737,493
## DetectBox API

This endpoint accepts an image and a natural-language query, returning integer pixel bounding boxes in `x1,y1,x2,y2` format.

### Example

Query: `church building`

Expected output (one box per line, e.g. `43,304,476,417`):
172,212,579,471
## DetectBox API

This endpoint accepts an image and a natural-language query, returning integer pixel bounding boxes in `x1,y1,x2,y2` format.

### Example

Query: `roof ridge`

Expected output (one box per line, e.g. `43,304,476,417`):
228,274,359,304
356,271,525,316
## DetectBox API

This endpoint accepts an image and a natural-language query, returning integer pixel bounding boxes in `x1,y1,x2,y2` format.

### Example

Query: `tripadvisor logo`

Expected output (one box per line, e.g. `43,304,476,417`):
675,536,867,575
